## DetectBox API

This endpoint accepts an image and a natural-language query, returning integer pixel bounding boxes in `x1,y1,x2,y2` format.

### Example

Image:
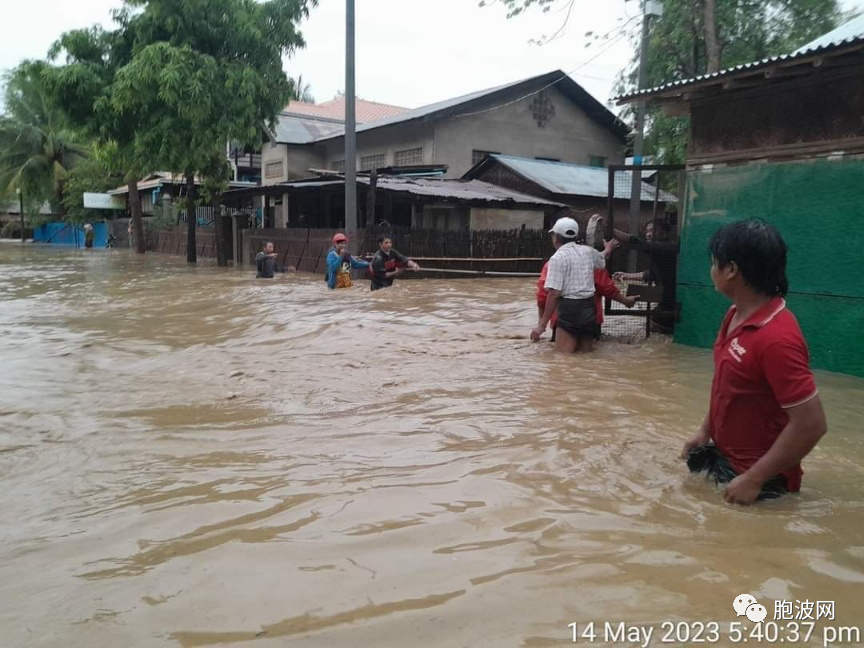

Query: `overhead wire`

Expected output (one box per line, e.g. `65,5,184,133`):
449,14,642,121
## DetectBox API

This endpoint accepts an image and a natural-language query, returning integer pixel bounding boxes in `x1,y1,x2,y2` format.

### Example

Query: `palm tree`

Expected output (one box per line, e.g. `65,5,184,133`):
288,74,315,103
0,62,89,218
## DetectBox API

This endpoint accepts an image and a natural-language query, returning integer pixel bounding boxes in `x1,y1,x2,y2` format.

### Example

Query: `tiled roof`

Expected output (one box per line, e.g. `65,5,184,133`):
284,97,407,123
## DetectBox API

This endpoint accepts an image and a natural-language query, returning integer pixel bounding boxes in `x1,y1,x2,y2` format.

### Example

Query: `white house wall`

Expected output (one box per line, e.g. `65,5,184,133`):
263,84,625,182
433,85,625,177
320,122,435,171
262,140,325,184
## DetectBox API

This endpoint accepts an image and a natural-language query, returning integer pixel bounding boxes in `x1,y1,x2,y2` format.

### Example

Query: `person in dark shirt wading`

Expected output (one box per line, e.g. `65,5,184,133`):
255,241,293,279
370,236,420,291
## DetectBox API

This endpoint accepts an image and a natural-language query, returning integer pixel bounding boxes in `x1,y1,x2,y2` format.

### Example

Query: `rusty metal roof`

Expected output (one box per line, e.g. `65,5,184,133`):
236,176,564,208
616,14,864,104
363,177,565,207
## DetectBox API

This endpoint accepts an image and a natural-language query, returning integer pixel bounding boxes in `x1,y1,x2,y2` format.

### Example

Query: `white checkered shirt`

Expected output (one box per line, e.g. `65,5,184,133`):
544,242,605,299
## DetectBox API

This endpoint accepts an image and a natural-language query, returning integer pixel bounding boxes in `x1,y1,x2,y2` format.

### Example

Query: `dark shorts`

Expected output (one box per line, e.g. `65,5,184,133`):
556,297,597,339
686,445,788,500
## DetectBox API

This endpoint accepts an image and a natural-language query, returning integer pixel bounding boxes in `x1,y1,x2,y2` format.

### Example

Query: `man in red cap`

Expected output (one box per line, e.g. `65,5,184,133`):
326,233,369,289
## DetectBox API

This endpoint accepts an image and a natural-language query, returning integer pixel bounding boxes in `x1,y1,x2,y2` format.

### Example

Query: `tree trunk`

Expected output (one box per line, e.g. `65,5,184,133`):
213,192,227,267
186,172,197,264
703,0,721,73
128,180,146,254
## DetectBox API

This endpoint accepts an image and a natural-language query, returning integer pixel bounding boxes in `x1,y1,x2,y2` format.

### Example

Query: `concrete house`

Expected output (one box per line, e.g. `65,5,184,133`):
617,15,864,377
261,70,629,195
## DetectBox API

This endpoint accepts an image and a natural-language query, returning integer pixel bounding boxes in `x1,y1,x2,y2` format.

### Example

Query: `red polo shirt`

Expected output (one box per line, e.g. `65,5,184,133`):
709,297,818,492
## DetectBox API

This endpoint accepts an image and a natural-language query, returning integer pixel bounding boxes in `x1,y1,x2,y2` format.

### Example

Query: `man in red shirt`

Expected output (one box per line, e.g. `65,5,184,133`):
681,220,827,505
536,264,637,340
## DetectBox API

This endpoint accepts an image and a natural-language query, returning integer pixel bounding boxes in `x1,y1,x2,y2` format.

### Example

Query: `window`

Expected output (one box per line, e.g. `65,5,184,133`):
264,160,284,179
589,155,607,168
472,150,500,166
332,159,345,173
360,153,386,171
535,157,560,162
394,147,424,166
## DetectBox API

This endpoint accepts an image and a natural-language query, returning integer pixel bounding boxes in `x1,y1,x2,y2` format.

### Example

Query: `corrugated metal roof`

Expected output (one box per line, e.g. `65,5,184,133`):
793,13,864,53
617,14,864,103
270,176,563,206
489,155,676,202
271,114,345,145
361,176,564,206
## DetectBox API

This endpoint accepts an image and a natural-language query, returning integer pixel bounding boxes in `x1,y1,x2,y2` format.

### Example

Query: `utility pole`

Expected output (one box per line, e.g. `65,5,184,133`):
344,0,358,245
627,0,661,266
17,187,24,242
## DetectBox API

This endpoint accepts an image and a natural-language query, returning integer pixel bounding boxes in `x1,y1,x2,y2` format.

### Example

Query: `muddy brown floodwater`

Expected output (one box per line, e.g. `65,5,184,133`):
1,243,863,648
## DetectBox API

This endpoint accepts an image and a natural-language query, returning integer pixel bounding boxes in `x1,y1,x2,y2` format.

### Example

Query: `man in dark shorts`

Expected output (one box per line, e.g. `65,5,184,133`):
531,217,616,353
681,220,827,504
370,236,420,291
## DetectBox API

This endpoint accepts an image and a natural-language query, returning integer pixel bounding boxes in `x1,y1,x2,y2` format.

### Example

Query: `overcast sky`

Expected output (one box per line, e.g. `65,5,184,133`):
2,0,863,113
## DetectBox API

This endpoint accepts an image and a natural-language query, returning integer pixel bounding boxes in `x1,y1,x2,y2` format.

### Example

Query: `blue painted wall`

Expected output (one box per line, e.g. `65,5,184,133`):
33,222,110,248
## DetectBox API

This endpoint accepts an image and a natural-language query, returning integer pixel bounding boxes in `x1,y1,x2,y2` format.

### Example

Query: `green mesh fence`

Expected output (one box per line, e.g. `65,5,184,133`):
676,158,864,377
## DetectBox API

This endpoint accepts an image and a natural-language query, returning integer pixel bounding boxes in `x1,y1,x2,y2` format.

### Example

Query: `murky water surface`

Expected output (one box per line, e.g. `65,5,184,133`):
1,243,862,648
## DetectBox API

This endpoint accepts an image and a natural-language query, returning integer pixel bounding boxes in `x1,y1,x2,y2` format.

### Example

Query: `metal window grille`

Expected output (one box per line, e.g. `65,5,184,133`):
264,161,284,179
332,160,345,173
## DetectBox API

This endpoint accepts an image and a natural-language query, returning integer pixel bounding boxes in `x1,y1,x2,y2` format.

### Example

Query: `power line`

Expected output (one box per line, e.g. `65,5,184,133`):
450,25,636,121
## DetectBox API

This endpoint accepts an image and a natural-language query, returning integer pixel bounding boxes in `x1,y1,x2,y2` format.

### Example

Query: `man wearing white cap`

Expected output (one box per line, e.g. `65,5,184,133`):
531,217,617,352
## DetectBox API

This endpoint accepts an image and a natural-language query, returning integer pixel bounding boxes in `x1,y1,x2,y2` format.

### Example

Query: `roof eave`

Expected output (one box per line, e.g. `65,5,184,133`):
615,37,864,106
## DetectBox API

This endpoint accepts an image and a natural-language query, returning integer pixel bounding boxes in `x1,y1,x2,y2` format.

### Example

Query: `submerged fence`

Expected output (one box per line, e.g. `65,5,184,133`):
242,226,552,276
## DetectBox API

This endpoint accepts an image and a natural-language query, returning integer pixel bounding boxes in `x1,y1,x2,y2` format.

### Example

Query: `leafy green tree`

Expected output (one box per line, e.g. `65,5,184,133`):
629,0,842,163
0,61,90,220
47,24,150,253
109,0,315,264
61,155,124,224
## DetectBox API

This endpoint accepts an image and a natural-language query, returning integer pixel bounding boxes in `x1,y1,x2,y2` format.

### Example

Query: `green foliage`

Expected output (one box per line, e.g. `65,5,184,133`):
0,61,90,217
109,0,315,176
61,155,124,224
634,0,842,162
489,0,844,163
289,75,315,103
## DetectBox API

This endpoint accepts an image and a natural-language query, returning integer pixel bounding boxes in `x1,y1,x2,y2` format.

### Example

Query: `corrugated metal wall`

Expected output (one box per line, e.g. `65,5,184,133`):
675,158,864,377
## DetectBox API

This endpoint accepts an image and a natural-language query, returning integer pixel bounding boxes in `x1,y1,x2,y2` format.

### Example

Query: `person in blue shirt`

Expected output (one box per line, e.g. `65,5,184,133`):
326,233,369,289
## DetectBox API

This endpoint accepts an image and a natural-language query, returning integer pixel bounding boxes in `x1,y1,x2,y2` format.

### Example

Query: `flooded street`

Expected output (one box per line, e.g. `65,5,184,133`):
1,243,863,648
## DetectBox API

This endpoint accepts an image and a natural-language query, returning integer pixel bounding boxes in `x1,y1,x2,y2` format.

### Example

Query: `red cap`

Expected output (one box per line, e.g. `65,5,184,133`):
332,233,348,244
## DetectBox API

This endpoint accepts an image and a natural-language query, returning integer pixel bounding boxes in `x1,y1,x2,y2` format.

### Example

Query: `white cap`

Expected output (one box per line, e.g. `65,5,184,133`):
549,217,579,239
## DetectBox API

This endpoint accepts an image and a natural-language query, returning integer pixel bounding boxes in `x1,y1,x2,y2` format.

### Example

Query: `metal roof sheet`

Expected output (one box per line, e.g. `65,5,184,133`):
488,155,676,202
271,114,345,145
617,14,864,103
361,176,564,206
